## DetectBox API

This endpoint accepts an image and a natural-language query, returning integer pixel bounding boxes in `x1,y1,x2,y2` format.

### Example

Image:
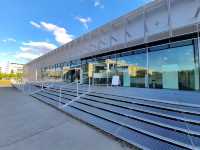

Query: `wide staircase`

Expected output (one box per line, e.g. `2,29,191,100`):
30,83,200,150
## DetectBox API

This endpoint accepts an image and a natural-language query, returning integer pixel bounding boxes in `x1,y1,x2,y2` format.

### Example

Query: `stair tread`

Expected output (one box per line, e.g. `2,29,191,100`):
77,98,200,136
44,89,76,100
63,106,188,150
32,93,60,107
36,91,68,105
30,86,200,150
82,95,200,123
69,102,200,149
89,92,200,114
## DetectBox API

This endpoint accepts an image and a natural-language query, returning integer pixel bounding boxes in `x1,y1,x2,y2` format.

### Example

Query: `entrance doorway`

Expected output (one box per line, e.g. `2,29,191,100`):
63,68,80,83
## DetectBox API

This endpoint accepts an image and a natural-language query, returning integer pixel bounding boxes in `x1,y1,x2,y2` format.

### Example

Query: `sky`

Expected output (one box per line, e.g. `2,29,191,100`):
0,0,151,65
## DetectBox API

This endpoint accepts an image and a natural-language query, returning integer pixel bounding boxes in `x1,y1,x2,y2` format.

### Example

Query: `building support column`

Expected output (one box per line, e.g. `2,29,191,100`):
109,24,118,87
195,24,200,90
146,47,149,88
143,5,149,88
197,0,200,90
35,69,38,81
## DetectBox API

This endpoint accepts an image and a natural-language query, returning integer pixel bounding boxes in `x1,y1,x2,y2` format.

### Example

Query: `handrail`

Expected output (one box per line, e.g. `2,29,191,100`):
62,88,91,108
58,81,77,108
19,77,91,108
29,82,55,95
61,78,91,108
11,79,25,92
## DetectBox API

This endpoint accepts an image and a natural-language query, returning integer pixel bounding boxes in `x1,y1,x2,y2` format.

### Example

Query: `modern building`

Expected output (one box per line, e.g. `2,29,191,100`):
1,62,23,74
8,63,23,74
25,0,200,91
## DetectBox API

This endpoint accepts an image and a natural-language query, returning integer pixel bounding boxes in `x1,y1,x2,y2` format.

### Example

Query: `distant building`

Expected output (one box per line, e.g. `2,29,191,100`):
8,63,23,74
1,62,23,74
3,62,9,74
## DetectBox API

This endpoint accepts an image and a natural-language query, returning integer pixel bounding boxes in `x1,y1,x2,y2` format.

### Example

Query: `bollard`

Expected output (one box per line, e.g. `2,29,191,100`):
89,77,91,89
76,81,79,97
59,87,62,108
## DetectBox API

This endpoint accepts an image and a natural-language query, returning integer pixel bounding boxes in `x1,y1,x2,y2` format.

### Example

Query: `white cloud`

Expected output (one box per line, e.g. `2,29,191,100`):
2,38,16,43
94,1,100,7
94,0,104,8
16,41,57,61
30,21,74,45
75,16,92,29
15,52,41,61
21,41,57,53
30,21,41,28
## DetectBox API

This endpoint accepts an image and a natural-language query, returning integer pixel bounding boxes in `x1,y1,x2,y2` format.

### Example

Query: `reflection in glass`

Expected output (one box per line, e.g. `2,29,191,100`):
87,56,117,85
93,58,109,85
148,44,199,90
116,49,147,88
40,40,200,91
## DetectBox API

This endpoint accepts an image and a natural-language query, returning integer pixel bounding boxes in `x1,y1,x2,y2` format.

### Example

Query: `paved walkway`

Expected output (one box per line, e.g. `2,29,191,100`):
0,87,134,150
92,86,200,107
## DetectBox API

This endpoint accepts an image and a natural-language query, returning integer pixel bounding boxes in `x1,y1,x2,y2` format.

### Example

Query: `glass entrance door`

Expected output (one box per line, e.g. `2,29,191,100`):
63,68,80,83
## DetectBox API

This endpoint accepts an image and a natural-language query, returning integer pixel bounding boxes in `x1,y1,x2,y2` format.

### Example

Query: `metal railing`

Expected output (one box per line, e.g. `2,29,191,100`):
11,79,56,95
54,77,92,108
58,81,77,108
11,79,26,93
29,81,55,95
61,79,91,108
12,77,92,108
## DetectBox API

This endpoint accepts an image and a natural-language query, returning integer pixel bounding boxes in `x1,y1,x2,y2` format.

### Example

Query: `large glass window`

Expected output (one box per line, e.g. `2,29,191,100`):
53,39,199,91
116,49,147,88
83,55,117,86
62,60,81,83
148,43,199,90
93,57,109,85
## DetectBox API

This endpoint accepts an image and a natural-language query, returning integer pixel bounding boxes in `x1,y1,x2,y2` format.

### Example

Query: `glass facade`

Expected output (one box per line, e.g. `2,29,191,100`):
92,56,117,85
41,38,200,91
116,49,147,88
63,60,80,83
41,64,63,81
148,43,199,90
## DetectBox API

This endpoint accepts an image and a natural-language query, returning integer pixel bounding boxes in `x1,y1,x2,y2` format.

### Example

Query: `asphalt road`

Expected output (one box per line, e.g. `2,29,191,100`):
0,87,134,150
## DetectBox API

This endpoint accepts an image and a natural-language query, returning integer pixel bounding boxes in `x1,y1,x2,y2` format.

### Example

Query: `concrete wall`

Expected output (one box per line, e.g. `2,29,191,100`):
24,0,200,81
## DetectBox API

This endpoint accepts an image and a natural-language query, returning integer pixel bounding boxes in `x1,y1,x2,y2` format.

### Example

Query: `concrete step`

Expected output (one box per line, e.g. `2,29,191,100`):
30,85,200,150
82,94,200,124
31,93,62,107
88,92,200,115
43,89,76,101
63,106,188,150
77,98,200,136
68,102,200,149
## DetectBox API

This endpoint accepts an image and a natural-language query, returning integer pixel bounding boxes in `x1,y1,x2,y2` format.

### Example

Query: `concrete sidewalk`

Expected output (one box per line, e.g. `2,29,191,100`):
0,87,134,150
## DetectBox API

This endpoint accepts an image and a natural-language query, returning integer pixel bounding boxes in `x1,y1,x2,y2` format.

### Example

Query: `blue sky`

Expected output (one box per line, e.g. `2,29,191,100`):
0,0,150,65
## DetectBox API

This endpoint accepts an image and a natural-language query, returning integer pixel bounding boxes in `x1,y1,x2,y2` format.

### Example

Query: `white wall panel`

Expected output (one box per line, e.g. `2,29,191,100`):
126,15,144,42
171,0,197,29
146,3,168,36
